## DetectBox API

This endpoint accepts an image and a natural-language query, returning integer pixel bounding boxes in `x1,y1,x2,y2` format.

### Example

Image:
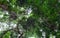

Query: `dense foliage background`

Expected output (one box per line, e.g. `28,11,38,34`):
0,0,60,38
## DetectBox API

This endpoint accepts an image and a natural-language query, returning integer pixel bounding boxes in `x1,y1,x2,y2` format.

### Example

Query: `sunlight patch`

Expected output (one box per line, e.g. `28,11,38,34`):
28,36,35,38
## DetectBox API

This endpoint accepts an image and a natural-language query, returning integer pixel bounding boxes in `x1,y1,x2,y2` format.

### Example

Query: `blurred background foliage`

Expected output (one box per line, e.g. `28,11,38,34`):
0,0,60,38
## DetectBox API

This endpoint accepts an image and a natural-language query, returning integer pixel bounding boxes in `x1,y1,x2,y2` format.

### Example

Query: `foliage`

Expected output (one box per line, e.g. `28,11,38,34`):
0,0,60,38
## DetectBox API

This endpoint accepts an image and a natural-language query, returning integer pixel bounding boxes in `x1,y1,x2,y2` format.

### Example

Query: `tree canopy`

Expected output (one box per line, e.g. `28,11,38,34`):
0,0,60,38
